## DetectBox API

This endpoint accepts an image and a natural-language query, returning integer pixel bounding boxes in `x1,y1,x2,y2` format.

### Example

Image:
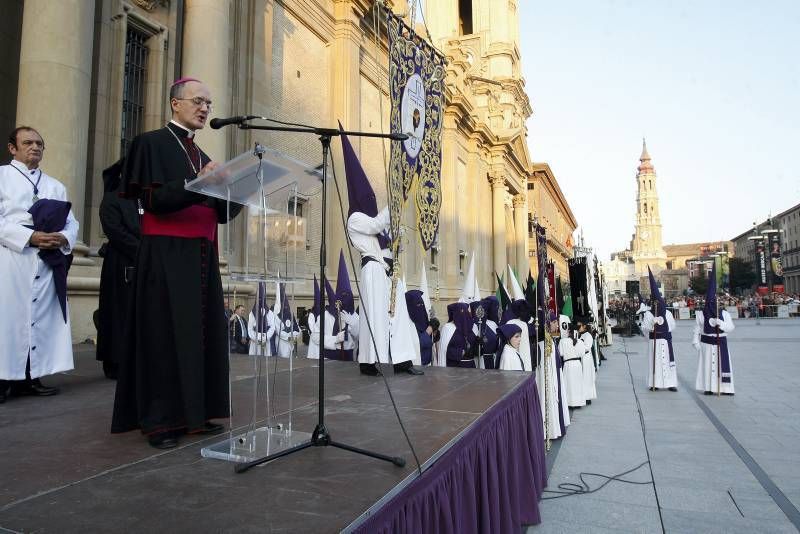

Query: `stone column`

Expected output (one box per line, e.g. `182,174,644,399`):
183,0,231,162
16,0,95,234
490,173,507,280
513,193,528,279
183,0,231,258
328,0,365,271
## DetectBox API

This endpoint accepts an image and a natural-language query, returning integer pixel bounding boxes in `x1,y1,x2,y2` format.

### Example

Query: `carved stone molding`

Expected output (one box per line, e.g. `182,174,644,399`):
489,173,506,188
131,0,168,11
512,194,527,208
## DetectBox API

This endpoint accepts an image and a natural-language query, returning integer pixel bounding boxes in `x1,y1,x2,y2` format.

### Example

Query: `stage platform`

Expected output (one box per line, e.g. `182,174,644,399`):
0,346,541,532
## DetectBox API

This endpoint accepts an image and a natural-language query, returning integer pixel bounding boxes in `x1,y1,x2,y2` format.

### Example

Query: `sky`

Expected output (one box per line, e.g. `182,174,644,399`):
518,0,800,260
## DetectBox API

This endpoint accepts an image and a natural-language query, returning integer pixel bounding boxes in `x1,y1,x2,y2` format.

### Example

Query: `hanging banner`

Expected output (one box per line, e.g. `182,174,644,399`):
755,241,768,295
535,224,550,322
387,11,445,250
546,262,557,316
769,233,785,293
569,257,589,320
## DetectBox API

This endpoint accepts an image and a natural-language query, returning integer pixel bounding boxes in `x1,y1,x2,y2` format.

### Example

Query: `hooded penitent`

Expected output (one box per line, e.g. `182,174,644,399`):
647,266,668,334
252,281,270,334
277,283,298,332
336,250,355,313
703,262,720,332
339,123,391,249
405,290,429,333
419,261,432,312
311,275,321,318
459,252,480,303
482,296,501,324
508,265,525,302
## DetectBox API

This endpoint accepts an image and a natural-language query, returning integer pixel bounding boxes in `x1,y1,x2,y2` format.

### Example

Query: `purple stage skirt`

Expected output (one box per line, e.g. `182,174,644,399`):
355,375,547,533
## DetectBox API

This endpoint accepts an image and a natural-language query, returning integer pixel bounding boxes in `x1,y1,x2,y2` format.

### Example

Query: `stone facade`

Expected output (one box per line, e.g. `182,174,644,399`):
1,0,578,340
528,163,577,279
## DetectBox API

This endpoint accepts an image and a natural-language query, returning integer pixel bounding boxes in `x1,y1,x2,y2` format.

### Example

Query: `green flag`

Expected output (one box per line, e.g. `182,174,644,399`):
561,283,572,319
496,272,511,311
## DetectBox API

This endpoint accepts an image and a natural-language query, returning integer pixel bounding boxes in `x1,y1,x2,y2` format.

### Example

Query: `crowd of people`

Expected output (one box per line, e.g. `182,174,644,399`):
609,290,799,321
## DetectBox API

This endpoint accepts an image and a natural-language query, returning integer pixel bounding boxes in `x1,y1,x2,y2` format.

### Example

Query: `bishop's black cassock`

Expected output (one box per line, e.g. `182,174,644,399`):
112,122,241,437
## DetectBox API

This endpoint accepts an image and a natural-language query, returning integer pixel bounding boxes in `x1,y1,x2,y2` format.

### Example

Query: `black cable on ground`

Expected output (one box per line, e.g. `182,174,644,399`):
620,336,666,533
541,337,667,534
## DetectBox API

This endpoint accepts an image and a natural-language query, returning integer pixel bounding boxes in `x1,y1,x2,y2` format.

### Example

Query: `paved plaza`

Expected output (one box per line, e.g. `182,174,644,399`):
530,317,800,533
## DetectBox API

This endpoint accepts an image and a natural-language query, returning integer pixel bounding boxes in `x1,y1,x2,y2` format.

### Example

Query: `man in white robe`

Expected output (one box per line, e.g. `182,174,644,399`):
275,282,300,358
306,276,321,359
538,316,563,440
497,323,525,371
693,263,735,395
321,278,360,361
577,319,597,404
340,128,422,376
560,315,585,408
641,268,678,391
0,127,78,402
641,307,678,390
248,281,276,357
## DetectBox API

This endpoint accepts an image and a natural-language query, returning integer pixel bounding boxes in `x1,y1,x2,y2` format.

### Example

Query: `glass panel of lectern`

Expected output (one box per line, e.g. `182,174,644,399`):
186,144,322,463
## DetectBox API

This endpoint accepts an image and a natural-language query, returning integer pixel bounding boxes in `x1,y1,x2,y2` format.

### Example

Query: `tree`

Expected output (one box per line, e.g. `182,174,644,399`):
689,275,708,295
729,257,757,292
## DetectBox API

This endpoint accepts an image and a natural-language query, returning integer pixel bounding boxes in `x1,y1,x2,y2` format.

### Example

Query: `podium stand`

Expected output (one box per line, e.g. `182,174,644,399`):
187,143,321,463
196,121,409,474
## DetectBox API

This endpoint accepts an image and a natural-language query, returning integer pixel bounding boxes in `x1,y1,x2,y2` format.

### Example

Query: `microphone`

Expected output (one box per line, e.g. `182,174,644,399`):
209,115,262,129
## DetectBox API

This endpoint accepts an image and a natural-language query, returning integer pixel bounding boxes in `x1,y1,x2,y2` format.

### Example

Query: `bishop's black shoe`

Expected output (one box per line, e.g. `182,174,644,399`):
668,387,678,392
359,363,381,376
586,400,592,405
148,431,179,450
704,391,713,395
722,392,734,396
401,366,424,375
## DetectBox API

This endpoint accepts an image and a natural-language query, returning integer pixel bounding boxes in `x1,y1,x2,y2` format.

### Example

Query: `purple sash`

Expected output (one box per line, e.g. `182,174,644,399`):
700,335,732,383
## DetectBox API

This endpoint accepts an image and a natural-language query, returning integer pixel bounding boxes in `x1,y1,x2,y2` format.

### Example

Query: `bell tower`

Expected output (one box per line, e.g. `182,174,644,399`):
631,139,667,273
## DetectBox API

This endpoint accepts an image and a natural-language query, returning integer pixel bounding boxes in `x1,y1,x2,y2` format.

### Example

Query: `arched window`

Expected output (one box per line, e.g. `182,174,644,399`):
644,202,648,214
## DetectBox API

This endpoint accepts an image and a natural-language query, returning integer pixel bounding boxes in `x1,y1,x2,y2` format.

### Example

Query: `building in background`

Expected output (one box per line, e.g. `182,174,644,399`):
528,162,577,280
629,140,667,274
0,0,582,340
731,202,800,294
663,241,732,270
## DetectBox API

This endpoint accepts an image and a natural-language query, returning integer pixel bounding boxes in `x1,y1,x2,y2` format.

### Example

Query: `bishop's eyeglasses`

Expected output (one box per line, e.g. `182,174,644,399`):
175,96,213,111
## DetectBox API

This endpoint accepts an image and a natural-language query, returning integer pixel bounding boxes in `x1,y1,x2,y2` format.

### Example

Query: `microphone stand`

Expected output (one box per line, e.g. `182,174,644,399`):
226,119,407,473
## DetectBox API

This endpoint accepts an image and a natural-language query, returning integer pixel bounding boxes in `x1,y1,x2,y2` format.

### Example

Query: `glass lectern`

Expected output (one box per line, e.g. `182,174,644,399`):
186,143,321,463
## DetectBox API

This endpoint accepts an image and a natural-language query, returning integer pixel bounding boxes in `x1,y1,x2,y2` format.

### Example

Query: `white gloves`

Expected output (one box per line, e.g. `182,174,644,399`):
336,332,345,343
693,342,700,351
655,316,665,325
708,318,718,327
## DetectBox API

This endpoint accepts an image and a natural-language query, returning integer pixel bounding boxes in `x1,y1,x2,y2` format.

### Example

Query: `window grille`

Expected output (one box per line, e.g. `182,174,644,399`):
121,27,149,157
